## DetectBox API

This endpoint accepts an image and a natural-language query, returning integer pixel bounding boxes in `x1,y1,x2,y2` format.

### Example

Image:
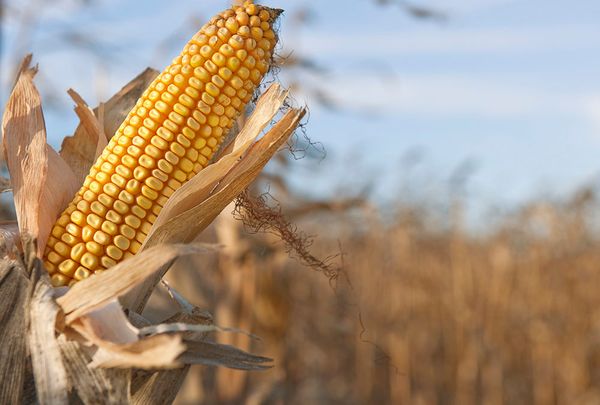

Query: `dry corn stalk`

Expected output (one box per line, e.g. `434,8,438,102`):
0,1,306,401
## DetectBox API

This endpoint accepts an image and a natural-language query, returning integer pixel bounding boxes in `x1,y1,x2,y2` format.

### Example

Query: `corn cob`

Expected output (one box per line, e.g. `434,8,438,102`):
43,1,280,287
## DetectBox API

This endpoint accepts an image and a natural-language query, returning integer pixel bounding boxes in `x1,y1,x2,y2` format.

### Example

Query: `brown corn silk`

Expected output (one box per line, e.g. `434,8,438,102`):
43,1,280,286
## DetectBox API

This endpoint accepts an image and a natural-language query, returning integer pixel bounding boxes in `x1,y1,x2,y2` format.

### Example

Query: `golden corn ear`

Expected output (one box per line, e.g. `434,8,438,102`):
43,1,280,287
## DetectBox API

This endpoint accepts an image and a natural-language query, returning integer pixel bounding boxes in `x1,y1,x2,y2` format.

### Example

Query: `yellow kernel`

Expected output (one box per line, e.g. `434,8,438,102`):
157,127,174,142
190,54,203,68
94,231,110,245
236,12,249,26
250,15,261,27
251,27,263,40
163,186,175,198
189,76,203,90
103,183,119,198
227,57,241,72
58,260,78,277
130,241,142,254
74,267,91,281
185,86,200,100
165,151,180,165
141,221,153,234
120,224,135,239
226,17,239,33
218,27,231,41
71,211,85,226
89,181,102,194
141,185,158,200
170,142,186,157
87,214,102,229
173,170,187,182
173,103,190,117
51,274,70,287
155,100,169,114
85,241,103,257
80,253,99,270
54,242,70,258
259,9,270,21
137,196,152,210
146,177,164,191
180,158,194,173
231,77,244,89
113,200,129,215
122,155,137,168
149,108,162,121
114,235,131,251
145,144,162,160
150,136,168,151
202,93,215,105
82,226,94,242
139,126,152,139
239,26,251,37
101,256,117,268
182,127,196,139
205,83,219,97
65,224,81,237
119,190,135,205
179,94,194,108
51,226,64,239
139,154,156,169
200,45,212,58
70,243,86,261
61,233,77,246
106,246,123,260
161,92,175,104
128,146,142,159
106,210,122,224
194,137,207,149
158,159,174,174
125,215,141,229
167,178,182,190
101,221,118,236
152,169,168,183
238,67,250,80
197,101,211,115
187,117,201,132
169,111,185,125
47,251,63,265
201,146,213,157
208,115,220,127
131,205,147,219
246,3,258,15
205,60,218,74
194,65,210,81
244,55,256,68
110,173,126,189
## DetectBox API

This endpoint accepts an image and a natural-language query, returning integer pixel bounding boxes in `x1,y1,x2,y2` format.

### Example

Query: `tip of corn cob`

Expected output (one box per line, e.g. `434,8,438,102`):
43,2,282,287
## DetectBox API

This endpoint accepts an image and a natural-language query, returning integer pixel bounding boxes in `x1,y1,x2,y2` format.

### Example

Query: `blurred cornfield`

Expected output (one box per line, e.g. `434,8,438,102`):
4,1,600,404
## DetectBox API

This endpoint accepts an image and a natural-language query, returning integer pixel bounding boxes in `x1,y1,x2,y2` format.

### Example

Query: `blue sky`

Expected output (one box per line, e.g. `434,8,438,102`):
3,0,600,216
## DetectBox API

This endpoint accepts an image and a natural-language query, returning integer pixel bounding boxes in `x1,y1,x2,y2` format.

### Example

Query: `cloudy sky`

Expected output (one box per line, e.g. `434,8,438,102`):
3,0,600,215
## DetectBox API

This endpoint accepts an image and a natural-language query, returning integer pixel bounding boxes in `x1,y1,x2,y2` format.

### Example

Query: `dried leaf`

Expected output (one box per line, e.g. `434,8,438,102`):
67,89,106,160
131,367,189,405
0,260,29,404
180,340,272,371
0,221,19,259
60,68,159,183
27,267,68,404
57,243,209,323
1,67,47,246
67,300,185,369
40,145,78,255
0,176,11,193
58,334,131,404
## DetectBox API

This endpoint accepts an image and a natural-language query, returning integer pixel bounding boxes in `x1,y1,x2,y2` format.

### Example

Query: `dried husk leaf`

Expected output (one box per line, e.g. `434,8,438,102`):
1,63,78,256
57,243,209,323
0,260,29,404
67,300,185,369
0,221,20,259
60,68,159,183
67,89,107,160
27,266,69,405
2,67,47,249
57,334,131,404
180,340,272,371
